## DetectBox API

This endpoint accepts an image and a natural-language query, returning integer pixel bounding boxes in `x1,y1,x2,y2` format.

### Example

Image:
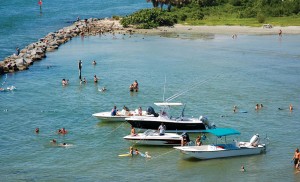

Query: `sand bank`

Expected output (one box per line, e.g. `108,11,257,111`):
131,24,300,35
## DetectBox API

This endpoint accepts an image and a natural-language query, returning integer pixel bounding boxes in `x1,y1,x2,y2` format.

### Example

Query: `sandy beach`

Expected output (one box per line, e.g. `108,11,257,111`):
129,23,300,35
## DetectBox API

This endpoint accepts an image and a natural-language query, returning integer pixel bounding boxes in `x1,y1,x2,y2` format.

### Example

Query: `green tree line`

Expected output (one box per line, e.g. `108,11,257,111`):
120,0,300,28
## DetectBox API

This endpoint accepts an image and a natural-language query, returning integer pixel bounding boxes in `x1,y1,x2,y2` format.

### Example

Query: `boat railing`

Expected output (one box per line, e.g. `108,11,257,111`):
144,129,156,136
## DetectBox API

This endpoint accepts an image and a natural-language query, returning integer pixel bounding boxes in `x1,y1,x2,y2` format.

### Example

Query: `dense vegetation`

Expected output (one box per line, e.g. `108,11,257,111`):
120,0,300,28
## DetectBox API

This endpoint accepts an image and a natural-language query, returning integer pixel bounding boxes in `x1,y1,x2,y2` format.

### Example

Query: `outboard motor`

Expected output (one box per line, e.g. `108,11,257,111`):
199,115,208,122
147,106,159,117
249,134,260,146
200,116,216,129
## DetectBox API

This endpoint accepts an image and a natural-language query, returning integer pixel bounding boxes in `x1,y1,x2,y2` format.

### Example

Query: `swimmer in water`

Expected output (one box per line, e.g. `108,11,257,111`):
50,139,57,146
58,143,73,147
290,104,293,112
145,151,151,159
240,165,245,172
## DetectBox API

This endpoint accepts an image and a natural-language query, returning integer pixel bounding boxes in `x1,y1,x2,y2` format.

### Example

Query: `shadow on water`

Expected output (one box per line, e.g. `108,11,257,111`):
156,32,215,40
96,121,131,129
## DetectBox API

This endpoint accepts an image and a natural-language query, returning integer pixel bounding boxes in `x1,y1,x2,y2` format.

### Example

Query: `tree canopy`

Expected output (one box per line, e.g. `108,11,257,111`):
119,0,300,28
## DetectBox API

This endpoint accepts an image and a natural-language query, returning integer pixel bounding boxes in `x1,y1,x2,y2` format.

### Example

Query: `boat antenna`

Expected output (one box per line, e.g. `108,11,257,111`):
163,75,166,102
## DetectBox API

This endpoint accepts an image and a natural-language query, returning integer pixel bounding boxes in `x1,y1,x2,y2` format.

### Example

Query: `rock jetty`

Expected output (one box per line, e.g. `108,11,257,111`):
0,18,125,75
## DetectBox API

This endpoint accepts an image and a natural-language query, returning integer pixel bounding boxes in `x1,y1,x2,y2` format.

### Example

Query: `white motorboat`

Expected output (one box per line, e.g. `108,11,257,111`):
125,102,215,132
92,109,152,122
174,128,267,160
123,130,184,146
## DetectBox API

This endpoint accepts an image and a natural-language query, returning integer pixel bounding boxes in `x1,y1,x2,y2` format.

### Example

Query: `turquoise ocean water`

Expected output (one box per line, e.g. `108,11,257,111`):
1,1,300,182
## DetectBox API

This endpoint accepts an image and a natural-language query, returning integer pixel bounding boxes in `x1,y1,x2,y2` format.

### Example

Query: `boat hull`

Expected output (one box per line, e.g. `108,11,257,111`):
92,111,152,122
126,118,206,132
174,144,266,159
124,132,182,146
124,137,182,146
92,112,127,122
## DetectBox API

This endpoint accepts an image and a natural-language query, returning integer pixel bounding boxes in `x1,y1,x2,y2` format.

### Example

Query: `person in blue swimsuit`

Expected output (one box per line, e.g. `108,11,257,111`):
111,106,117,116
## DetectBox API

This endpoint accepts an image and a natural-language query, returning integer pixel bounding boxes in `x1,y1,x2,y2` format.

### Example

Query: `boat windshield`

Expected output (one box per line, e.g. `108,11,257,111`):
154,102,185,119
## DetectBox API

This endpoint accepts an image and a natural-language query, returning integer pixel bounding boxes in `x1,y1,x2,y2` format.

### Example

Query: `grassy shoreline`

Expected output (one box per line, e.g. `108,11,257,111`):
182,16,300,27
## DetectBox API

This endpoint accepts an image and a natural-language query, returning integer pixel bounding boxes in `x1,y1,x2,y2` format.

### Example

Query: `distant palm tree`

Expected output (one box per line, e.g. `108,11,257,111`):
146,0,191,11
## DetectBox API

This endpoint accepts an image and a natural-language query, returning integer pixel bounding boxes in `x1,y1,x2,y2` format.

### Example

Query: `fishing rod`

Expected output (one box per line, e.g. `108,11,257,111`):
165,74,222,102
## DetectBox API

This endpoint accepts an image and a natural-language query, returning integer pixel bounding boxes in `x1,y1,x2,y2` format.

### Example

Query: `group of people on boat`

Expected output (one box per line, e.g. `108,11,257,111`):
111,105,143,116
180,133,205,146
111,105,131,116
129,80,138,92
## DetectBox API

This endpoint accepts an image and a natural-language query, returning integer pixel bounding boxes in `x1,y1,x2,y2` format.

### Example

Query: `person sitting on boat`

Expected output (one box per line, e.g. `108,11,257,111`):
195,135,202,146
111,106,117,116
181,133,190,146
123,106,132,116
130,126,137,136
138,106,143,116
158,123,166,136
181,135,187,146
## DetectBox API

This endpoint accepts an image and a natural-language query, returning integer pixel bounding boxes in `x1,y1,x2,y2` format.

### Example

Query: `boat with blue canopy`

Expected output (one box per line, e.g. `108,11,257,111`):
174,128,267,160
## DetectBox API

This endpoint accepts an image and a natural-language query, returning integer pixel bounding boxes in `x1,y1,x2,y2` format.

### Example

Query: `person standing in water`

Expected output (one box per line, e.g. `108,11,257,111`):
78,60,82,79
290,104,293,112
38,0,42,13
293,148,299,168
279,29,282,37
94,75,98,83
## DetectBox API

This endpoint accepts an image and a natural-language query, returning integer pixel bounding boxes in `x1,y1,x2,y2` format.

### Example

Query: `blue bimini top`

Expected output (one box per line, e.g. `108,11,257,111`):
201,128,241,137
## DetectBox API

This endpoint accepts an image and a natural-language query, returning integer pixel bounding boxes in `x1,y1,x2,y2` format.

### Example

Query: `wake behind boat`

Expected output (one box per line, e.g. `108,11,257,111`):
174,128,267,160
125,102,215,132
123,130,183,146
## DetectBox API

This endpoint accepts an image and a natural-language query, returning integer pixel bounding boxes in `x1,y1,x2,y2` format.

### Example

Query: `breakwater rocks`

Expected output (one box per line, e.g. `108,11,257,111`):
0,18,124,75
